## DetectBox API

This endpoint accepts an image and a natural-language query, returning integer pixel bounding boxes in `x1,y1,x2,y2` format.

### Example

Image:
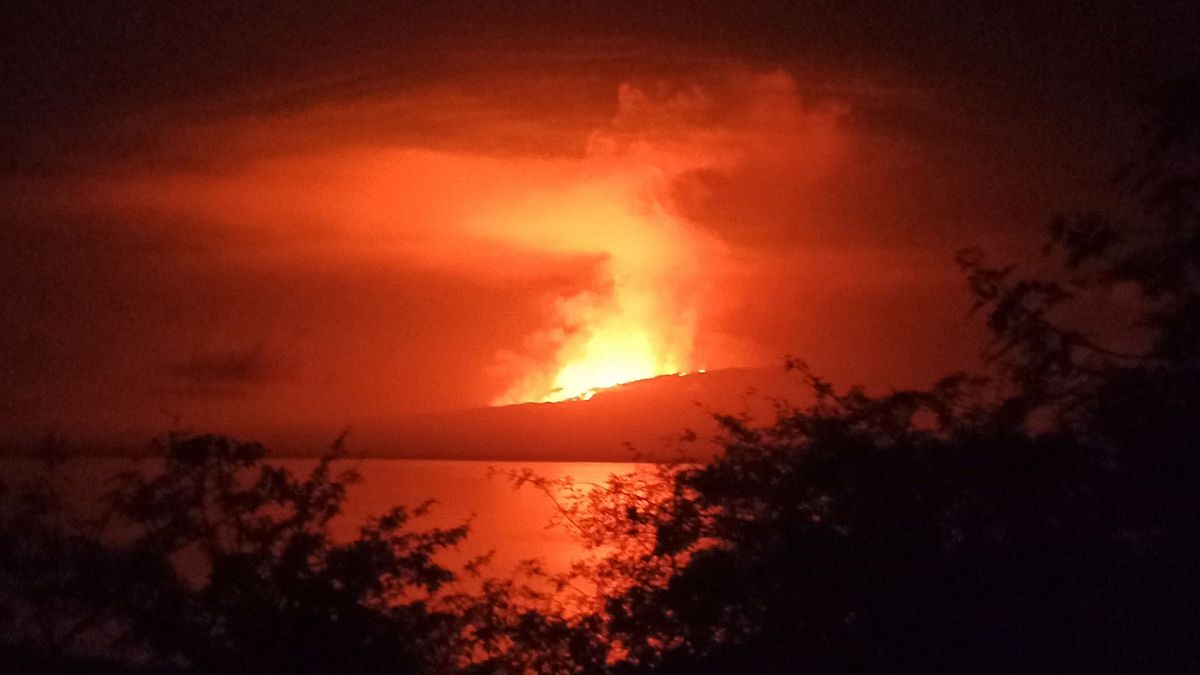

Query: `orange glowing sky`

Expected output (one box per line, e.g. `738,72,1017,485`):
2,3,1193,452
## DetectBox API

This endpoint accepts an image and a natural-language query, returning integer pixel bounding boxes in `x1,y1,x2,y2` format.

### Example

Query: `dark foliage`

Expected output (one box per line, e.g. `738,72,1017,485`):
1,435,469,674
575,77,1200,674
511,78,1200,674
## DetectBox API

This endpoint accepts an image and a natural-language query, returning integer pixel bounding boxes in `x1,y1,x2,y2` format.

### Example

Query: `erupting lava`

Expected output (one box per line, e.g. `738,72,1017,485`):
481,79,751,405
487,174,710,406
490,254,701,405
488,72,829,405
543,326,683,402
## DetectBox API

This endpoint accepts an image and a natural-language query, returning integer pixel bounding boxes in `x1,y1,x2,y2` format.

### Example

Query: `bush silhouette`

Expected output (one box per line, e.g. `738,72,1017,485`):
2,434,471,674
503,79,1200,673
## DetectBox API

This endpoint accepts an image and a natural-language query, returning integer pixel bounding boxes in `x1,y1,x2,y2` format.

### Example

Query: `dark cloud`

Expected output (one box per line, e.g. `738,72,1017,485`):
170,344,294,396
4,1,1197,175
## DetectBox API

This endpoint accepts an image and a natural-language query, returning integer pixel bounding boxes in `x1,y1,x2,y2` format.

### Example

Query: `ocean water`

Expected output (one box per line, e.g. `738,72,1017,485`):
294,458,645,578
0,457,644,582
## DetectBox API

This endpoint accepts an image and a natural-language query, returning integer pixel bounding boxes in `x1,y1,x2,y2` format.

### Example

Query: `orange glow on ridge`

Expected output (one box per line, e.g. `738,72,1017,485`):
542,327,681,402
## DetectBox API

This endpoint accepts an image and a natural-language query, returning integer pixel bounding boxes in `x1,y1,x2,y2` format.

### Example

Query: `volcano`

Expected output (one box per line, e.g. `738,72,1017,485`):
316,366,812,462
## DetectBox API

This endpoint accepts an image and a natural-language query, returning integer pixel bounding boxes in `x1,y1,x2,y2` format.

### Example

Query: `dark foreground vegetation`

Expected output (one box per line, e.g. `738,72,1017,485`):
4,84,1200,673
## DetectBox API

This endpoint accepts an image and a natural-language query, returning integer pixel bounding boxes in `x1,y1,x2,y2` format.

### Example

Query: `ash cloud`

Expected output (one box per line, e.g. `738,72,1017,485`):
170,344,295,397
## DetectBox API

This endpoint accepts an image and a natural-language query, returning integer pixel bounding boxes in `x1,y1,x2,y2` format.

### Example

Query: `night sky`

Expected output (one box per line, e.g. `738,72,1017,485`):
3,2,1197,449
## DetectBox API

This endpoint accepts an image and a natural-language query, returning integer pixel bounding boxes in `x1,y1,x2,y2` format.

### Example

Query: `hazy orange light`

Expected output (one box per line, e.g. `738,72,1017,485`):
58,68,853,415
542,327,680,402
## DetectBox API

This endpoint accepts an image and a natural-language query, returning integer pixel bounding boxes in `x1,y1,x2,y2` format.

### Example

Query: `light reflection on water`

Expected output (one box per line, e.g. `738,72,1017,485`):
1,457,644,582
288,458,645,579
